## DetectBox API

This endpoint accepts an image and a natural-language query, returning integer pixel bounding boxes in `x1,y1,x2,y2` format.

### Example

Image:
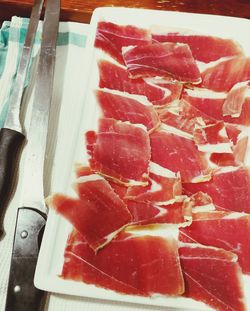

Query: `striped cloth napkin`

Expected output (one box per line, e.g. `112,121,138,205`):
0,16,176,311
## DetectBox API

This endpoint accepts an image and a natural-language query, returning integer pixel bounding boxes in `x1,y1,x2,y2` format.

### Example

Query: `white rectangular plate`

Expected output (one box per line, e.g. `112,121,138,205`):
35,7,250,311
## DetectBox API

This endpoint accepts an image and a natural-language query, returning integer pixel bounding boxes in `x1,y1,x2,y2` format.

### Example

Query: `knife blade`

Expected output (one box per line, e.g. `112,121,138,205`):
4,0,60,310
0,0,44,237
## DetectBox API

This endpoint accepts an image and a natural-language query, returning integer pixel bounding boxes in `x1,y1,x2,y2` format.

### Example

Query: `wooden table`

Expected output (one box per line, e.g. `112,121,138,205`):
0,0,250,24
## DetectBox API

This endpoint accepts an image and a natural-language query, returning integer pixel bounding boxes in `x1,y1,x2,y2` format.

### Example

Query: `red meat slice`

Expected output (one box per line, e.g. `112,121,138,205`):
122,42,201,83
183,87,250,126
183,167,250,213
179,243,246,311
75,165,190,226
223,81,250,117
61,230,185,296
150,130,211,183
193,121,233,153
180,211,250,274
94,21,151,64
159,99,247,166
210,124,248,166
187,191,215,213
159,99,213,137
201,57,250,92
126,198,192,226
86,118,151,185
151,27,243,63
95,89,160,132
98,60,182,107
47,174,132,251
126,162,182,204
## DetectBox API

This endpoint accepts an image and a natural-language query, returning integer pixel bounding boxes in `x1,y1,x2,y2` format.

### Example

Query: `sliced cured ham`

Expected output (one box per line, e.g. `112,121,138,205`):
183,167,250,213
193,120,233,153
98,60,182,107
159,99,213,137
180,211,250,274
47,173,132,251
86,118,151,185
159,99,244,166
75,165,190,226
187,191,215,213
210,124,248,166
76,165,129,201
223,81,250,117
151,26,243,63
144,78,183,107
122,42,201,83
61,230,185,296
95,89,160,132
94,21,151,64
150,129,211,183
179,243,246,311
201,57,250,92
183,87,250,126
126,162,182,204
126,198,192,227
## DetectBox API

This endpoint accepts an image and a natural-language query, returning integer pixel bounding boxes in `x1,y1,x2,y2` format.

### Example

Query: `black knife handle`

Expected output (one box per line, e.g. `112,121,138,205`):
5,207,47,311
0,128,25,233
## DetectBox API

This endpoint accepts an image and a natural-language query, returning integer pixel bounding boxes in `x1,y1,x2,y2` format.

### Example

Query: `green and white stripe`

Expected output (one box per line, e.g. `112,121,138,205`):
0,16,88,128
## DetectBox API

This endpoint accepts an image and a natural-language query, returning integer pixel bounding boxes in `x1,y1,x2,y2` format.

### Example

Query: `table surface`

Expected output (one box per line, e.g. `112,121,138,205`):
0,0,250,24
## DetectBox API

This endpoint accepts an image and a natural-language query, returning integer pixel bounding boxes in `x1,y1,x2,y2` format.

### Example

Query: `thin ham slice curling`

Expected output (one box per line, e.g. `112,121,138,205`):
151,26,243,63
47,173,132,251
95,21,151,64
180,211,250,274
86,118,151,186
62,229,185,296
95,88,160,132
179,243,246,311
150,129,211,183
122,42,201,83
98,60,182,107
183,167,250,214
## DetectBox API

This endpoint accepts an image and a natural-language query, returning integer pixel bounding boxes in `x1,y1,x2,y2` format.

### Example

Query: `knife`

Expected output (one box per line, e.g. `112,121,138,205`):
0,0,44,237
4,0,60,310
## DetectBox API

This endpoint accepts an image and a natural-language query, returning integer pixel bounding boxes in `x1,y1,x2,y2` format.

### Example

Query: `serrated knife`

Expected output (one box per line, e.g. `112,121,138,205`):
0,0,45,236
4,0,60,310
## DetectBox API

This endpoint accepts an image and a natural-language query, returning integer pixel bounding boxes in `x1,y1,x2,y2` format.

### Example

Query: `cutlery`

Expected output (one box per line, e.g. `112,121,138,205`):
0,0,44,236
4,0,60,310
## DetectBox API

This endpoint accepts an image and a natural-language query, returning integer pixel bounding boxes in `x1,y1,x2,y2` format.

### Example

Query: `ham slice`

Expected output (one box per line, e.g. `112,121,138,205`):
223,81,250,117
150,129,211,183
179,243,246,311
183,87,250,126
126,198,192,227
95,89,160,132
126,162,182,204
180,211,250,274
47,173,132,251
151,26,243,63
193,120,233,153
183,167,250,213
98,60,182,107
61,230,185,296
86,118,151,185
201,57,250,92
122,42,201,83
187,191,215,213
94,21,151,64
159,99,245,166
159,99,214,137
210,123,248,166
75,165,190,227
